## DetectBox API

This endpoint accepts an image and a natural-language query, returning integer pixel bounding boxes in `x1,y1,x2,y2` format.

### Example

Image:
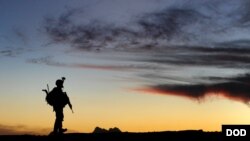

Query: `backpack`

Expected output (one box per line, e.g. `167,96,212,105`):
45,88,69,107
46,90,56,106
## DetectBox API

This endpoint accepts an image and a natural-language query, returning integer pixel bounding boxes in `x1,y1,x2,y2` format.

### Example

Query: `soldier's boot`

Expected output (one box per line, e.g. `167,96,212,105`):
59,128,67,134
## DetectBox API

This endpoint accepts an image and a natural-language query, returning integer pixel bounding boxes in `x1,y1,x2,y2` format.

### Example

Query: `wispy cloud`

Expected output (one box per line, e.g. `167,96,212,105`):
135,46,250,68
27,56,163,71
0,50,13,57
32,0,250,105
0,48,24,57
0,124,79,135
43,0,250,50
12,27,29,45
0,124,50,135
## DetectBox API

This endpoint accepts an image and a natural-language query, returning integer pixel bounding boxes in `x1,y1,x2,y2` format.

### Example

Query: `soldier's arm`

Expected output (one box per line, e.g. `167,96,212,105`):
65,92,73,113
68,98,72,109
65,92,72,109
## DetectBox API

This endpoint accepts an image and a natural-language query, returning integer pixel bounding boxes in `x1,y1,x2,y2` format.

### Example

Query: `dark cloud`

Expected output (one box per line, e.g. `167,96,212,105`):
43,0,250,50
238,0,250,26
135,73,250,105
137,8,207,41
40,0,250,105
43,12,139,50
218,39,250,48
134,46,250,69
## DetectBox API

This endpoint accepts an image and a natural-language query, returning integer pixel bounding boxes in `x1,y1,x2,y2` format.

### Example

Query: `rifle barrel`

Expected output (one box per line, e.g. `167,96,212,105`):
47,84,50,92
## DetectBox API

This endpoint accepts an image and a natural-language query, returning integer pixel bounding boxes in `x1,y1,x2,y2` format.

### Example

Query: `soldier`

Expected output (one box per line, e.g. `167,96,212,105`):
43,77,73,135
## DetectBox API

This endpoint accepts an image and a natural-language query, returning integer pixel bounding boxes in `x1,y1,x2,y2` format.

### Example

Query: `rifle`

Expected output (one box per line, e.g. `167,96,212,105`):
69,104,74,114
62,77,74,113
42,84,50,95
65,92,74,113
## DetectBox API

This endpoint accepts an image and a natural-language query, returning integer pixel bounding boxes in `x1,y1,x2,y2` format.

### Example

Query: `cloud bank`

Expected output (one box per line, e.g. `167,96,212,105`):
43,0,250,50
39,0,250,105
135,73,250,105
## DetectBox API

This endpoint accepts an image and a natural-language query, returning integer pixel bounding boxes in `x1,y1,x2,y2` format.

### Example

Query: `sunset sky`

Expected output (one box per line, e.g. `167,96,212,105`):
1,0,250,135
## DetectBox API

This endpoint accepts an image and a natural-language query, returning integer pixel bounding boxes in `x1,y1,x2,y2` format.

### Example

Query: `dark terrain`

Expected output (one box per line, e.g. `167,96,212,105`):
0,130,222,141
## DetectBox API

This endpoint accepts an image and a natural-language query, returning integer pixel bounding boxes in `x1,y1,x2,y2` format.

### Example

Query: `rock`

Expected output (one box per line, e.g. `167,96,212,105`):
93,127,108,133
109,127,121,133
93,127,122,133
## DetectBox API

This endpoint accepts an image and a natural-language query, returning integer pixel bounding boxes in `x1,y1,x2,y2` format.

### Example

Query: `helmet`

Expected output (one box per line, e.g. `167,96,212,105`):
56,79,64,87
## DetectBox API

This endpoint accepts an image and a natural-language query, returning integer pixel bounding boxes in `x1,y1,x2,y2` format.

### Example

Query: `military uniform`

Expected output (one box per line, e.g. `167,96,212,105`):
44,78,72,135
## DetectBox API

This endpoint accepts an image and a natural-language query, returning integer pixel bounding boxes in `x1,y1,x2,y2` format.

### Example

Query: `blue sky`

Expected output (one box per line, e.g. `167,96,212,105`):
1,0,250,135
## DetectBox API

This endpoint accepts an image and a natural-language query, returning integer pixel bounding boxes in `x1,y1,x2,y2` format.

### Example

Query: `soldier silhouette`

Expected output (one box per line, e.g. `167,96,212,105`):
42,77,73,135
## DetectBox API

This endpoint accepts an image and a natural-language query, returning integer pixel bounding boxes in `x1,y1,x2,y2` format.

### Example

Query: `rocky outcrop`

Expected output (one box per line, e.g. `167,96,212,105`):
93,127,122,133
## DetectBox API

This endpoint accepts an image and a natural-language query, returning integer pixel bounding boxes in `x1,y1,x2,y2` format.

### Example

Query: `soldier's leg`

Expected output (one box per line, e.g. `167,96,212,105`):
58,109,67,133
53,119,58,133
53,109,63,133
53,110,61,133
